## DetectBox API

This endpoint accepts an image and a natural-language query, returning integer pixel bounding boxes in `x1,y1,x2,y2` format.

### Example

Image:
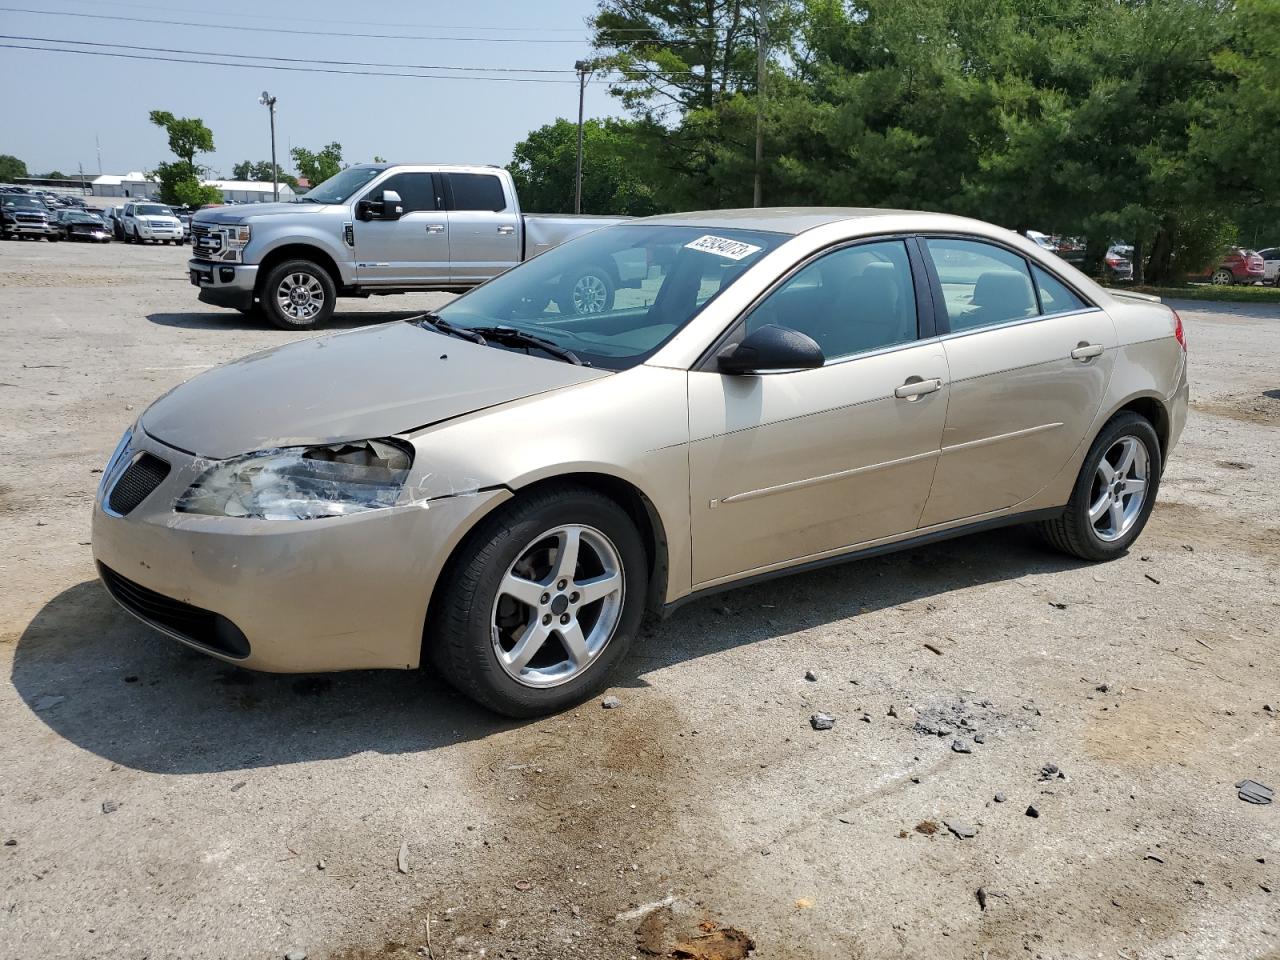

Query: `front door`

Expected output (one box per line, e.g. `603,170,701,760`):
444,172,520,284
916,236,1118,526
352,172,449,285
687,238,949,587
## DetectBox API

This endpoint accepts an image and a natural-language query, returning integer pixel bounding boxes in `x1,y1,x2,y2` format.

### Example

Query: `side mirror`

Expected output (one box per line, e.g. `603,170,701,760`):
717,324,825,375
356,189,404,222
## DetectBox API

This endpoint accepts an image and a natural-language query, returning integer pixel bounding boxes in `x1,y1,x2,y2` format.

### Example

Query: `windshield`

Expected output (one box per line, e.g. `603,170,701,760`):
300,166,385,204
136,204,173,216
3,195,43,210
434,224,787,370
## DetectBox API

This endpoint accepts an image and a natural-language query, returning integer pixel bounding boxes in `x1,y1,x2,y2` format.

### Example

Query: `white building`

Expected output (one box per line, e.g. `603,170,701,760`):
91,171,160,198
203,180,297,203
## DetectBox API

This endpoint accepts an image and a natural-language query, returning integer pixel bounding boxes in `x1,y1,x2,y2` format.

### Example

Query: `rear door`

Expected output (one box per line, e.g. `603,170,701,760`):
444,172,520,283
916,236,1117,526
351,171,449,285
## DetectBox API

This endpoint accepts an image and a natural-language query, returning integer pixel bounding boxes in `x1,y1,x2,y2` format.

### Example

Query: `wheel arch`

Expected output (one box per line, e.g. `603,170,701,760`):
420,470,671,663
1107,392,1171,462
254,244,344,296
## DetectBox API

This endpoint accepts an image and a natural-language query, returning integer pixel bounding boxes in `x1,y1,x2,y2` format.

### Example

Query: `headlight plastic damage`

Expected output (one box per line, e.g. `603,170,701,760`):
176,439,413,520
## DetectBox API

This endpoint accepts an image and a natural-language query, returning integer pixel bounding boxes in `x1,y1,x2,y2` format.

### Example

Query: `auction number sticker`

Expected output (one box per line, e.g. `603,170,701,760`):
684,234,764,260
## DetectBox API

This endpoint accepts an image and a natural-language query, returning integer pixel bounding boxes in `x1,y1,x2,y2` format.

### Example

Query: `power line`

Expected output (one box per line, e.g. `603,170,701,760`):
0,34,575,73
0,42,582,82
0,6,598,43
36,0,708,35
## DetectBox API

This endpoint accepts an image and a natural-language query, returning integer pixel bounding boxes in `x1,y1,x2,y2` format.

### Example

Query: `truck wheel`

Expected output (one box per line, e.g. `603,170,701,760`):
560,265,615,316
261,259,336,330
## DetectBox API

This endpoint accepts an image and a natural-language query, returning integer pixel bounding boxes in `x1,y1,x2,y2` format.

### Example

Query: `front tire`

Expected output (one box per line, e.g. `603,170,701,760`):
260,259,336,330
430,485,648,717
1038,412,1161,561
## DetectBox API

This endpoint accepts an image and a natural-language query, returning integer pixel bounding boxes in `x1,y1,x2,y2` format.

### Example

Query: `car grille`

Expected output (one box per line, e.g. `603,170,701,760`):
14,213,44,224
191,223,223,260
108,453,171,515
98,564,251,659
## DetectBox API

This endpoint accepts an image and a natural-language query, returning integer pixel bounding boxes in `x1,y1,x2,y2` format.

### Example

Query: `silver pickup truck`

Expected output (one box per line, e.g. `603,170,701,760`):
188,164,632,329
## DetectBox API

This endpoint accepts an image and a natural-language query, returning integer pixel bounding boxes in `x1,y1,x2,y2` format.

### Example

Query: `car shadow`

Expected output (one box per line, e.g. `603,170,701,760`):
145,310,426,333
11,526,1084,775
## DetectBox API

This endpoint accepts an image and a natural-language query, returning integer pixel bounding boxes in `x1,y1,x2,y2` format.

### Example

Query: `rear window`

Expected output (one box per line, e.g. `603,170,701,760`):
449,173,506,212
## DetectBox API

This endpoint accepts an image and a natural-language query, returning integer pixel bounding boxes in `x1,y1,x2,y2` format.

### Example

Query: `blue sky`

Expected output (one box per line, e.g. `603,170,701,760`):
0,0,624,178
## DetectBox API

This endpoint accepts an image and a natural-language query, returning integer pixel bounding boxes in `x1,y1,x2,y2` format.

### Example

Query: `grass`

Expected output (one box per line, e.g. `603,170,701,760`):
1115,283,1280,304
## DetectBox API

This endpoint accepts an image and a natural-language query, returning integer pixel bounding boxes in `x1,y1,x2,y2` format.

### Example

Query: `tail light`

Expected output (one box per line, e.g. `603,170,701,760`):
1172,309,1186,351
1248,253,1264,273
1105,255,1123,267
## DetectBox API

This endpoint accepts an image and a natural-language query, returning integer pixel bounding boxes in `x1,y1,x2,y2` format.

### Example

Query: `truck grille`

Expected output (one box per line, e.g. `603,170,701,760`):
14,213,44,224
108,453,171,515
98,563,251,659
191,223,223,260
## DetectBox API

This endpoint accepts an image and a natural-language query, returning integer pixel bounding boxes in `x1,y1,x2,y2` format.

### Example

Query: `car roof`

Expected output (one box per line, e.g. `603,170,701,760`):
635,206,1006,237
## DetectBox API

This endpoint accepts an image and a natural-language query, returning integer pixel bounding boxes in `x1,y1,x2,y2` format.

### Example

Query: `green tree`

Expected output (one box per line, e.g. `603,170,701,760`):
148,109,216,182
42,169,69,180
150,161,223,207
290,142,344,185
0,154,26,181
508,118,662,215
231,159,299,188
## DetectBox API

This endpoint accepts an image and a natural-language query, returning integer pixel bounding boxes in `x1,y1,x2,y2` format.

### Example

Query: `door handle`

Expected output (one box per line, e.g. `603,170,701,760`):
1070,343,1104,361
425,223,445,234
894,378,943,400
497,225,515,235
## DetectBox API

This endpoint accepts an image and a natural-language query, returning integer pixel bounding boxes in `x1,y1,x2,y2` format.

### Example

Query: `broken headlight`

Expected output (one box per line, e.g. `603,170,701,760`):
176,439,412,520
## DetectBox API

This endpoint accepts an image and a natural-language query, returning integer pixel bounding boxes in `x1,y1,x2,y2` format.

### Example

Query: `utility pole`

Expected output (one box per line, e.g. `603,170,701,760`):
95,134,102,174
753,0,768,208
574,59,591,214
259,91,279,201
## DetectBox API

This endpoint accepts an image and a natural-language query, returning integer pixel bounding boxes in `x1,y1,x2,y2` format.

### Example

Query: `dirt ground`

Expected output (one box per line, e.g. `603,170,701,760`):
1,239,1277,960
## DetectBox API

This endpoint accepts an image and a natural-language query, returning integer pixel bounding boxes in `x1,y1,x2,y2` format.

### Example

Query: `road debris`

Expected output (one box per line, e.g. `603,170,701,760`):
810,713,835,731
397,841,410,874
1144,573,1161,585
1144,852,1165,864
952,739,972,754
1039,763,1065,781
804,670,818,682
1236,780,1274,805
976,887,988,911
613,895,678,923
514,879,532,891
601,695,622,710
923,643,944,655
945,820,978,839
914,820,939,836
669,927,755,960
284,950,307,960
1025,805,1040,818
994,792,1006,803
101,801,118,814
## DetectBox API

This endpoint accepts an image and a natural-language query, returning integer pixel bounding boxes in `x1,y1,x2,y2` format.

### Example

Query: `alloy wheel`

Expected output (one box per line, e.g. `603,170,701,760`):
1089,436,1149,542
571,273,608,314
490,524,625,688
276,272,325,323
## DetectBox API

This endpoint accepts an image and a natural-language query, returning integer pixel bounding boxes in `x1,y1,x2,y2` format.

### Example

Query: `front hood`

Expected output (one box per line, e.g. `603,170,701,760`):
141,322,608,459
194,202,334,226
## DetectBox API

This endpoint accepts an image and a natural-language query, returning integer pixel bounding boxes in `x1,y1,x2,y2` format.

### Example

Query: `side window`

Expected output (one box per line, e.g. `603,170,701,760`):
925,238,1038,332
743,240,918,361
449,173,507,212
1032,264,1088,314
370,173,436,214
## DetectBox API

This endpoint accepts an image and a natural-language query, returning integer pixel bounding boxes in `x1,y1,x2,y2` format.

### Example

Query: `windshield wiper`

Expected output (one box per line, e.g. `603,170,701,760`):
296,196,322,203
409,312,488,344
467,326,583,365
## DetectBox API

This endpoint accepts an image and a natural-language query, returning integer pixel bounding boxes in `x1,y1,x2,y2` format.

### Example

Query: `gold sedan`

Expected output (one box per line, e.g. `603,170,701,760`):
93,209,1188,715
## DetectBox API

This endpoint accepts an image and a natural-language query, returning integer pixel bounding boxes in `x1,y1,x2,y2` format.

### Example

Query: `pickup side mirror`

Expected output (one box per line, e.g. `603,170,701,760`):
717,324,825,375
356,189,404,222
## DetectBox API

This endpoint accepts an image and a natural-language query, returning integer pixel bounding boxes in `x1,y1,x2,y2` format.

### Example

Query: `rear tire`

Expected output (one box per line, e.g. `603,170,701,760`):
260,259,336,330
1038,412,1161,561
1210,268,1233,286
429,485,647,717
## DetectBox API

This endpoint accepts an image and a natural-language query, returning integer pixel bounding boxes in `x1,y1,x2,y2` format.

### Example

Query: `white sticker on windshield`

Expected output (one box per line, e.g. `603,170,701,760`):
683,234,764,261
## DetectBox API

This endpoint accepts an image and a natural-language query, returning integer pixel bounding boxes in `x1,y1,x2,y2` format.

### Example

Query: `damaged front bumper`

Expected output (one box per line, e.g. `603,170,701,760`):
91,428,511,672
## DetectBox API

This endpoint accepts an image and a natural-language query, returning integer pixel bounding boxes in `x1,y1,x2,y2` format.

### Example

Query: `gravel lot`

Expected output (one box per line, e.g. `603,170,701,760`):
1,238,1277,960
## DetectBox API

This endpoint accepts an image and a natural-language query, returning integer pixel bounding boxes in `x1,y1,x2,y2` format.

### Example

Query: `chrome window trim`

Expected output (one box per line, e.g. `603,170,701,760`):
933,305,1106,344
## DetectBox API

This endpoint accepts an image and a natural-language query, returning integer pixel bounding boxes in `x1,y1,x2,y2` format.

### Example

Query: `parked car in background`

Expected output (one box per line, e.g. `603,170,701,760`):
1256,247,1280,286
177,213,192,243
98,208,1188,716
105,206,126,240
189,163,632,330
55,209,112,242
1199,247,1265,285
1,193,60,241
121,201,184,245
1104,245,1134,281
